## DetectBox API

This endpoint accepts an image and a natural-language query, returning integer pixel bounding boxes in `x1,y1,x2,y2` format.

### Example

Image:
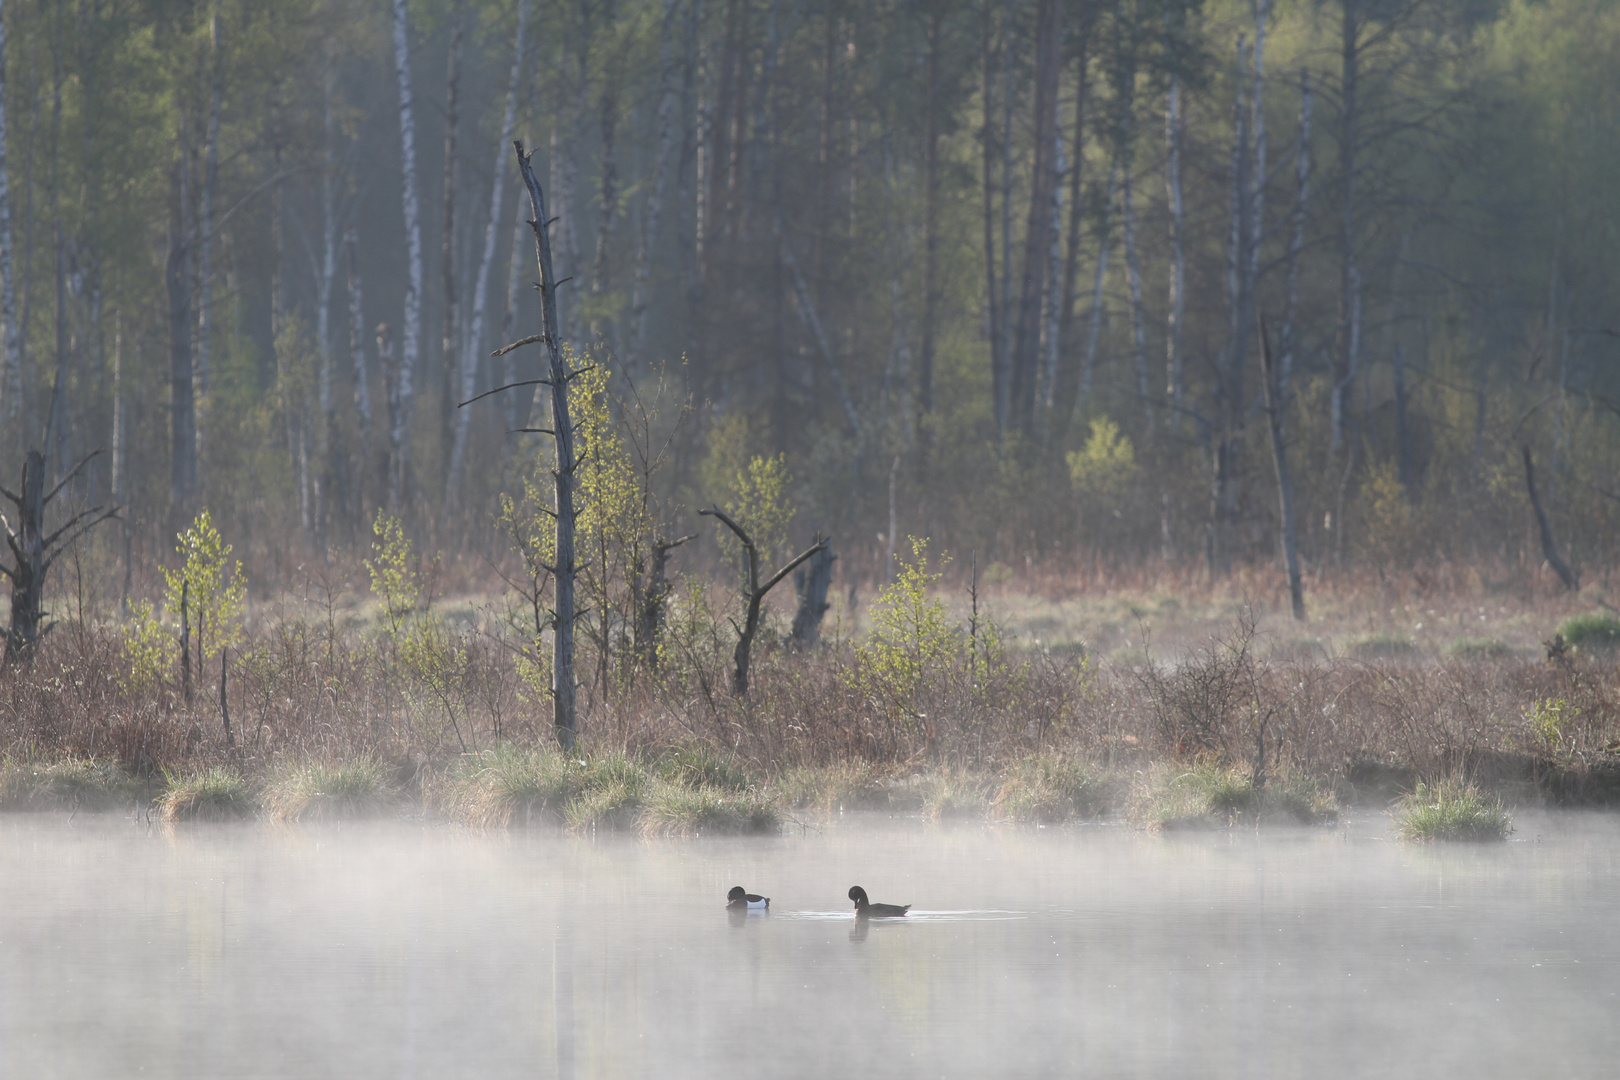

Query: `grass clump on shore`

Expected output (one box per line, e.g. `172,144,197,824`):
1132,765,1337,830
639,785,780,837
441,744,585,826
159,767,257,822
1396,779,1512,841
994,754,1114,823
772,761,889,813
0,757,145,811
261,756,396,822
653,743,755,793
1557,612,1620,654
921,771,992,821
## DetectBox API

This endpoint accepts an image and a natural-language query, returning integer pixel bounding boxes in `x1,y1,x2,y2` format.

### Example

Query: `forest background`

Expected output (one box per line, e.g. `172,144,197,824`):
0,0,1616,603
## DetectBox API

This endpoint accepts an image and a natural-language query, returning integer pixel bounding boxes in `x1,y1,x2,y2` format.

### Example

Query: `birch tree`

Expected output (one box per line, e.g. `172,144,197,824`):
389,0,423,513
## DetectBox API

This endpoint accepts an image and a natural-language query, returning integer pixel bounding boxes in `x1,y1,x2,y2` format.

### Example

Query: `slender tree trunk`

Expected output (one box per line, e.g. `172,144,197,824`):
440,1,464,470
1121,146,1151,432
981,1,1006,439
1079,164,1116,402
1038,129,1066,422
1211,35,1253,579
1010,0,1062,432
627,0,681,371
1269,68,1312,624
346,226,372,526
112,312,130,608
1333,0,1361,455
0,0,20,429
499,191,527,439
167,129,196,520
195,5,222,471
1052,29,1089,443
315,65,338,552
514,142,579,748
1523,446,1577,590
1164,75,1185,426
391,0,423,512
1261,328,1304,620
917,6,942,462
445,0,527,515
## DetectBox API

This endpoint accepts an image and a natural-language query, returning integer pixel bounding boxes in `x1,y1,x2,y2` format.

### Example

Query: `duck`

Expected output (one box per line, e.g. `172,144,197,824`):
848,885,910,918
727,886,770,911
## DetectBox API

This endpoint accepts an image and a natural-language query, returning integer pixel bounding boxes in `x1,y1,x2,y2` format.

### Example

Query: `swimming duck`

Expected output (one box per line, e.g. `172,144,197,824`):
727,886,770,911
848,885,910,918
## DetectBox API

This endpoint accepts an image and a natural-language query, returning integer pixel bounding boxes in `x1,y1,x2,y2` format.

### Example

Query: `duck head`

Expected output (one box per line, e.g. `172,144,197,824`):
848,885,870,907
728,886,747,903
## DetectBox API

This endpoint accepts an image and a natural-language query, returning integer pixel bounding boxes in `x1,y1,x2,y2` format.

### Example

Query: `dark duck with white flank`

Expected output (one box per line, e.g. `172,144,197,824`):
848,885,910,918
727,886,770,911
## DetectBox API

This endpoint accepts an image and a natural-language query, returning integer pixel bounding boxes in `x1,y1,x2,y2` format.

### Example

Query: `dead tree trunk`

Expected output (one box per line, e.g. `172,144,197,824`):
633,532,695,668
700,507,827,696
789,542,836,651
1,448,116,663
515,141,581,749
1523,446,1578,591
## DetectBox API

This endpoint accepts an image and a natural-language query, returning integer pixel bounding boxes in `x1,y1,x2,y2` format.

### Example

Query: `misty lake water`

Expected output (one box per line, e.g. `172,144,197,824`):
2,811,1617,1079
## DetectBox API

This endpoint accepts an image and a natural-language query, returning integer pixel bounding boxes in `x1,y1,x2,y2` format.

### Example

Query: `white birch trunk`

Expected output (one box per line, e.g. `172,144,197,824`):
391,0,423,512
626,0,681,370
444,0,527,515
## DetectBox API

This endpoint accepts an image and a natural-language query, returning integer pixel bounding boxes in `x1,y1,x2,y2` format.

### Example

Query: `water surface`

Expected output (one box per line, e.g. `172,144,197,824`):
2,810,1616,1078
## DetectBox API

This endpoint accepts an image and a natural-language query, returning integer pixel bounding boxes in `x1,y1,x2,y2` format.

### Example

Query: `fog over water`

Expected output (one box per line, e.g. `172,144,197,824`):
2,812,1617,1078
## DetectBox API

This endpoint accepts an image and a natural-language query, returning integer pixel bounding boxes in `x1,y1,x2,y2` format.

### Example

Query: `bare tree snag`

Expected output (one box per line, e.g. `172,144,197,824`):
0,448,117,663
1523,445,1578,591
514,140,581,750
701,507,827,696
633,532,696,668
790,542,836,651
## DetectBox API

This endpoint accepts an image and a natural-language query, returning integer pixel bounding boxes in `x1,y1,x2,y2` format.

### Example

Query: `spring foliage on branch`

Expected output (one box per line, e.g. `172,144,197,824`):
162,510,246,666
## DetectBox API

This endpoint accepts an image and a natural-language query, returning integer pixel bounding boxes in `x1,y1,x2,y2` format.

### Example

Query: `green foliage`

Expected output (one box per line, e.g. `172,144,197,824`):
366,511,421,641
1066,417,1135,493
162,509,246,665
1527,697,1578,746
120,599,178,693
851,537,957,720
722,453,794,576
1557,612,1620,653
1397,779,1512,841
